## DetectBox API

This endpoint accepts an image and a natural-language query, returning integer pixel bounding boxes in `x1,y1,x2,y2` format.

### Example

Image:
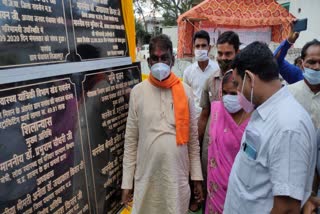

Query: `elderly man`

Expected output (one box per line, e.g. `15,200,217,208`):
286,39,320,213
121,34,203,214
288,39,320,130
224,42,316,214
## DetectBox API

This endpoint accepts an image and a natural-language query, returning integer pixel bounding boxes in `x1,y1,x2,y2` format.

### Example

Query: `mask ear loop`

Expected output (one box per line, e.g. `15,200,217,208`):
241,73,247,94
250,85,254,104
246,71,255,104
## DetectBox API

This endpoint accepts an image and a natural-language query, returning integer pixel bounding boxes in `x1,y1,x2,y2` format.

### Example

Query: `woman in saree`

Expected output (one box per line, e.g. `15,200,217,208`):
205,71,251,214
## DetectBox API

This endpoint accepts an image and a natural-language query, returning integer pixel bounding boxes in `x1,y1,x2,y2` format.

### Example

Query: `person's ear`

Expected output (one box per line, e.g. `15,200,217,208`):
208,45,212,53
171,56,175,67
302,60,307,70
245,70,255,87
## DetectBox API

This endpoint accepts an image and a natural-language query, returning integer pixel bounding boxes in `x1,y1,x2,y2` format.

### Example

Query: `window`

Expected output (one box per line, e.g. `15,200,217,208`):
281,2,290,11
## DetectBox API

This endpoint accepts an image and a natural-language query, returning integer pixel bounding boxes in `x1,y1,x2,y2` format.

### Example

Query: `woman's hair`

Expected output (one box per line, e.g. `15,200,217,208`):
222,70,233,86
219,70,234,98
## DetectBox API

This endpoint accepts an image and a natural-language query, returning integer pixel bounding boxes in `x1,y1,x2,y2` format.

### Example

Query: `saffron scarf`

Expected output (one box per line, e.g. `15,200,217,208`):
148,73,189,145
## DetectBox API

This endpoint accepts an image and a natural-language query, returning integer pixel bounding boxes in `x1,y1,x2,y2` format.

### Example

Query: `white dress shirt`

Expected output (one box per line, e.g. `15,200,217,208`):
183,59,219,118
224,86,317,214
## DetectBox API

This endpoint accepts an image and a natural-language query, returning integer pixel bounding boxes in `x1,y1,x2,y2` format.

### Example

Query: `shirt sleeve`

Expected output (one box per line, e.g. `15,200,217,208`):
187,91,203,181
316,129,320,175
183,66,191,86
269,130,313,201
199,78,210,109
121,88,139,189
278,60,304,84
210,60,220,74
273,39,304,84
274,40,292,63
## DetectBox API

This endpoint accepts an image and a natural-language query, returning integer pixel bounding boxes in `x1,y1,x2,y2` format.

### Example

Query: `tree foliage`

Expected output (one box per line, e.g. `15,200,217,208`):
133,0,149,31
151,0,195,26
135,18,151,46
133,0,152,46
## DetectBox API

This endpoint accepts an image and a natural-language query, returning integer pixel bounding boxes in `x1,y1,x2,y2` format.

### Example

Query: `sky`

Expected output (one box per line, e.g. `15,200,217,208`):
134,1,162,20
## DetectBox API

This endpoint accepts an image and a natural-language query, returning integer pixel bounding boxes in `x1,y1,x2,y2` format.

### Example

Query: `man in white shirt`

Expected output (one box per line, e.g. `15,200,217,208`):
287,39,320,213
183,30,219,119
224,41,317,213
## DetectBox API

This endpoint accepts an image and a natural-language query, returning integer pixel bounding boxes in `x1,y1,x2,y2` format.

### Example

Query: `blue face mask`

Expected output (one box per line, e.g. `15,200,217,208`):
303,67,320,85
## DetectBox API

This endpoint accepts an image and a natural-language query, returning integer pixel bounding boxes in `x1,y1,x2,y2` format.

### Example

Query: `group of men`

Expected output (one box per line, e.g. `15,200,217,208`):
121,27,320,214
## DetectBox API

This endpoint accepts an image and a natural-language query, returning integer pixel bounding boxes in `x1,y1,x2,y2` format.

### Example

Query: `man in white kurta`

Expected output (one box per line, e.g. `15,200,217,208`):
287,39,320,212
287,39,320,130
121,35,203,214
288,80,320,129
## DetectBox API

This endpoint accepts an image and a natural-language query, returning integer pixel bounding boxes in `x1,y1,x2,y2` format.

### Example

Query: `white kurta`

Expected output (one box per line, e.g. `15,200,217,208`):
288,80,320,129
121,80,203,214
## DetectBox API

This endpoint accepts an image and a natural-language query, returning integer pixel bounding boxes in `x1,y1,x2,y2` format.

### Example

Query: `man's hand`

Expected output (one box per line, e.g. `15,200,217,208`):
288,21,300,44
303,196,320,214
193,181,204,203
271,196,301,214
121,189,133,207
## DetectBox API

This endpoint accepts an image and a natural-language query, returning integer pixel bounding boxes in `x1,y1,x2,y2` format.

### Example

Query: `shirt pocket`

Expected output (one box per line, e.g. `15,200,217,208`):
236,150,258,190
236,128,262,188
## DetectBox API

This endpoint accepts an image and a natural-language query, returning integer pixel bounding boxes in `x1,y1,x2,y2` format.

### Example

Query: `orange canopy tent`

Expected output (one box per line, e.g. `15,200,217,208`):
177,0,295,58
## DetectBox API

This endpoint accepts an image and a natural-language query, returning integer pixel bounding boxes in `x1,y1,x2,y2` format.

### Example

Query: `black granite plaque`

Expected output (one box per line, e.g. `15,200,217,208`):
0,63,141,214
71,0,128,60
0,0,69,68
82,65,140,214
0,79,91,214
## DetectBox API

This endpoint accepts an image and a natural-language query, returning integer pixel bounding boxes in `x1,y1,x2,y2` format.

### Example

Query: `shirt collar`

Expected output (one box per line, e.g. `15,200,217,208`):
256,86,289,121
302,79,320,96
195,59,213,72
214,69,223,79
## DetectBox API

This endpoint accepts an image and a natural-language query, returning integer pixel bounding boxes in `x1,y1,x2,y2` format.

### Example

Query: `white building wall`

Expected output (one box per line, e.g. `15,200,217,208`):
162,26,178,48
146,23,154,33
278,0,320,48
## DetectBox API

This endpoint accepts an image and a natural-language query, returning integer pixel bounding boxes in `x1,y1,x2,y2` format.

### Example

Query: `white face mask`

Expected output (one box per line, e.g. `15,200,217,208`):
150,62,171,81
303,67,320,85
194,49,209,62
223,94,242,113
